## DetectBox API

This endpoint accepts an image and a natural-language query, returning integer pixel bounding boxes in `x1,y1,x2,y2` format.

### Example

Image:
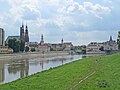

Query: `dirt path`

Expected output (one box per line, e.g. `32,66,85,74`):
69,59,99,90
70,71,96,90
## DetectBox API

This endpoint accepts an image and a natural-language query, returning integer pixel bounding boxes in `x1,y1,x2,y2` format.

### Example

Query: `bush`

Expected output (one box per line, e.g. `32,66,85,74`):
31,48,36,52
97,80,109,88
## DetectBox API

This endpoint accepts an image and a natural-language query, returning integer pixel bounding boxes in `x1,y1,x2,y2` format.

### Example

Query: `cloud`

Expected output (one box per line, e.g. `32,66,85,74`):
0,16,3,21
59,1,111,19
75,30,118,45
1,0,119,45
22,7,40,21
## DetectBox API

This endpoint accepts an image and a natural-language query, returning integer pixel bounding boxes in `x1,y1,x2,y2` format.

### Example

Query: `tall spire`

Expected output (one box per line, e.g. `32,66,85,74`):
110,36,112,41
41,34,44,42
20,22,25,41
40,34,44,45
61,38,63,44
25,23,29,42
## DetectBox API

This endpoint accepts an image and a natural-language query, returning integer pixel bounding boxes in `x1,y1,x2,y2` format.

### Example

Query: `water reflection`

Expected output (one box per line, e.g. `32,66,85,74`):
0,55,82,85
8,60,29,78
0,62,4,83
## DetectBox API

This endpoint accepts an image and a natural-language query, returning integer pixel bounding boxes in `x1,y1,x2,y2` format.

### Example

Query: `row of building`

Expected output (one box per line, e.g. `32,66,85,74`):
0,24,73,53
1,23,119,54
86,36,118,54
29,35,73,52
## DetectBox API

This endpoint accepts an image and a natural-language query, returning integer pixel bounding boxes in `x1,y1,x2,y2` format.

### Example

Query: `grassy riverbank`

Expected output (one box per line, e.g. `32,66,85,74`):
0,53,120,90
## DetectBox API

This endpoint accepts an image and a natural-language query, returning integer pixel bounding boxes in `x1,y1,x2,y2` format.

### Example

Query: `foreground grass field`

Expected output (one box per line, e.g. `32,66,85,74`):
0,53,120,90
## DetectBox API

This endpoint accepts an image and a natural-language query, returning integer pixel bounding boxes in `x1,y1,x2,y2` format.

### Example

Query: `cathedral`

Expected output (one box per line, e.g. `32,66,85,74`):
20,23,29,43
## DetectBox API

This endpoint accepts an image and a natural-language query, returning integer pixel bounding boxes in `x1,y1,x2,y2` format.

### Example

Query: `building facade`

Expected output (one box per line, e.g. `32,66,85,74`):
86,42,105,54
86,36,118,54
29,42,39,51
37,35,73,52
0,28,5,46
0,46,13,54
103,36,118,51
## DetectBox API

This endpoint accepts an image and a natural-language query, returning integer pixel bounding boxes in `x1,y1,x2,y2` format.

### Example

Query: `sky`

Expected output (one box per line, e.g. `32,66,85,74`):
0,0,120,45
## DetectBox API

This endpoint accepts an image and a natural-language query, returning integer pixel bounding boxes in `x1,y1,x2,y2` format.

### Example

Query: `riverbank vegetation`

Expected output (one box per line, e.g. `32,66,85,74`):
0,53,120,90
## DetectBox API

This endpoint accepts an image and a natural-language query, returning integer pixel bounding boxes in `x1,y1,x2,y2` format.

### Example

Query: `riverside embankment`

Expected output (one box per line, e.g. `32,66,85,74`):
0,53,120,90
0,51,69,61
0,54,82,85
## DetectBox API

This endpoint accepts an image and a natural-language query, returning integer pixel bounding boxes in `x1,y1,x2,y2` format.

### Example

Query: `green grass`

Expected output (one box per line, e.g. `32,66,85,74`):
0,53,120,90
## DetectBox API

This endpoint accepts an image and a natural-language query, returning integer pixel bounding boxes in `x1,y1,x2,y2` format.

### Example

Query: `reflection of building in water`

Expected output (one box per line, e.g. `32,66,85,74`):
40,61,44,70
0,63,4,82
20,60,29,78
8,60,29,78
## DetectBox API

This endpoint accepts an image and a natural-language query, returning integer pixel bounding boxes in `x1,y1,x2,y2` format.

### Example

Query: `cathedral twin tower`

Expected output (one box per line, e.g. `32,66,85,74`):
20,23,29,43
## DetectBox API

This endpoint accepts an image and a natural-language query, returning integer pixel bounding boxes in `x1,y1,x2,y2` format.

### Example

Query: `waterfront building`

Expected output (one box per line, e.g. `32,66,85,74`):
0,29,13,54
48,38,73,51
0,28,5,46
86,36,118,54
37,44,50,52
38,34,50,52
86,42,105,54
64,42,73,51
0,46,13,54
30,34,73,52
29,42,39,51
103,36,118,51
50,43,65,51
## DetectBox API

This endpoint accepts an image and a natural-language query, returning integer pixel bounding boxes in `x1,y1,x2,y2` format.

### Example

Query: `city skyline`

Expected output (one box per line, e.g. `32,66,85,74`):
0,0,120,45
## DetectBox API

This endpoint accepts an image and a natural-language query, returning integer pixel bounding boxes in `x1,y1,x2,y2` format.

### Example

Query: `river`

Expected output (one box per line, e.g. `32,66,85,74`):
0,55,83,85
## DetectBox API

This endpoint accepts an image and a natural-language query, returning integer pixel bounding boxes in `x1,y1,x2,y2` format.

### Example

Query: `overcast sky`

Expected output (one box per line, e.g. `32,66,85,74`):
0,0,120,45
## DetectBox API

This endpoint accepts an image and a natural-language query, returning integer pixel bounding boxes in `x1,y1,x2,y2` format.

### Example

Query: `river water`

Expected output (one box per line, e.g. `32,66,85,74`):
0,55,83,85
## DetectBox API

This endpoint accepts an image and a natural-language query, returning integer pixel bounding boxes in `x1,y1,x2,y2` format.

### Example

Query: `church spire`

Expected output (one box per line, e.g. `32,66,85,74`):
41,34,44,42
20,22,25,41
110,36,112,41
40,34,44,45
61,38,63,44
25,24,29,42
26,23,28,30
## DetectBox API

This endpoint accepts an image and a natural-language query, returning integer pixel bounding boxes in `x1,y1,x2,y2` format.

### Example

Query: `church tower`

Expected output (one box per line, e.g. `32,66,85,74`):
61,38,63,44
40,34,44,45
20,23,25,41
109,36,113,41
25,24,29,43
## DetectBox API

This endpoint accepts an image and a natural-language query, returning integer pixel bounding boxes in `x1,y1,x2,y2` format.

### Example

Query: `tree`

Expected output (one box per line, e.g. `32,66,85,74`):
25,46,29,52
117,31,120,50
20,40,25,52
8,39,20,53
99,46,104,51
31,48,36,52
